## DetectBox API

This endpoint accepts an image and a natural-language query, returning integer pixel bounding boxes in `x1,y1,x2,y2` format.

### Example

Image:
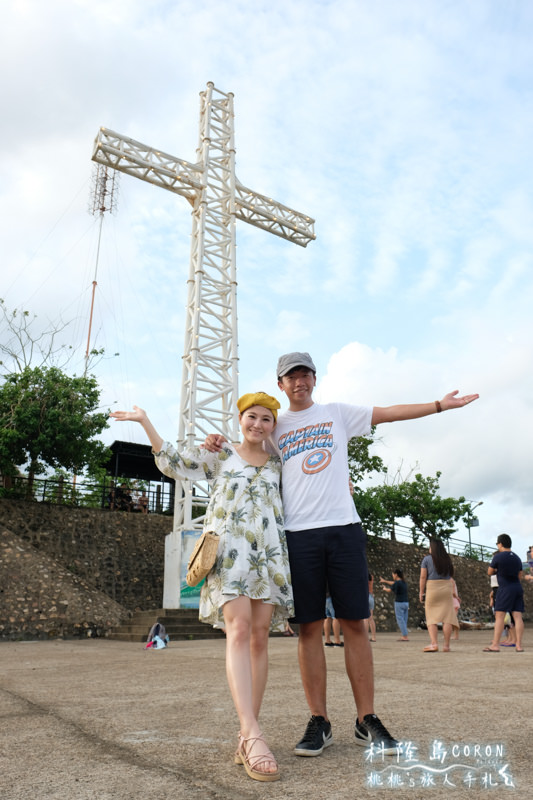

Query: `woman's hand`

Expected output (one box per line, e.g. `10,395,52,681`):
109,406,163,453
110,405,147,423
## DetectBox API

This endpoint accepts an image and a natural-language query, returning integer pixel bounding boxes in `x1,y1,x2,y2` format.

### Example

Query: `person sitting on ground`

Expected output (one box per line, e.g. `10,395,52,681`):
136,490,149,514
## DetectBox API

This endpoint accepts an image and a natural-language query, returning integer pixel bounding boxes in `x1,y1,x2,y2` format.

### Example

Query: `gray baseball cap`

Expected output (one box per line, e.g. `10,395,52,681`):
277,352,317,378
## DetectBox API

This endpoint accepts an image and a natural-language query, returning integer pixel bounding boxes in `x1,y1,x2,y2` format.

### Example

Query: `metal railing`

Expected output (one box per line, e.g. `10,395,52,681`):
368,521,493,562
2,474,492,559
1,474,175,515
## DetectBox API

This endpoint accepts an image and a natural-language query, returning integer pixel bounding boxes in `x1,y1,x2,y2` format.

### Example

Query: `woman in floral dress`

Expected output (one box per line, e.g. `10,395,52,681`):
110,392,293,782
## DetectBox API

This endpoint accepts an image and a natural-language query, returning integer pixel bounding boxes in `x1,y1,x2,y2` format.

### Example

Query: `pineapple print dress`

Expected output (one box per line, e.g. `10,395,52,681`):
154,442,294,631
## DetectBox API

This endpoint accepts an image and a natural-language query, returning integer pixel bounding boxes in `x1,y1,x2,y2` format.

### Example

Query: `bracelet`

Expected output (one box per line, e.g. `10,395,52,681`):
435,400,442,413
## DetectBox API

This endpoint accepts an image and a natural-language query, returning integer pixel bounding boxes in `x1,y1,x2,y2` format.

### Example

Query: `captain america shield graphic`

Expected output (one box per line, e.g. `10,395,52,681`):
302,449,332,474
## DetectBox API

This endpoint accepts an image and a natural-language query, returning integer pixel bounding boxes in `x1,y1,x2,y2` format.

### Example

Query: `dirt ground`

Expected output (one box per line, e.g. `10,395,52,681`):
0,629,528,799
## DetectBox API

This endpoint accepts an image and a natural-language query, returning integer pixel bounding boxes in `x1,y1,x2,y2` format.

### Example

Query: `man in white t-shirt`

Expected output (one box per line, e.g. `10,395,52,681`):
271,352,478,757
206,351,478,758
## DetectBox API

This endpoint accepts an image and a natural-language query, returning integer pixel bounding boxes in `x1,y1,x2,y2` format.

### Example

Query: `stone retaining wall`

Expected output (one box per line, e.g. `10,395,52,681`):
0,498,171,639
365,537,512,632
0,526,126,639
0,498,531,639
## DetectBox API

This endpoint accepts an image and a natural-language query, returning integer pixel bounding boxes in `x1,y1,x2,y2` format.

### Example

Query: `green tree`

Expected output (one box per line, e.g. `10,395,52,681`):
354,470,468,545
403,472,466,541
346,428,470,546
0,365,110,492
347,427,386,486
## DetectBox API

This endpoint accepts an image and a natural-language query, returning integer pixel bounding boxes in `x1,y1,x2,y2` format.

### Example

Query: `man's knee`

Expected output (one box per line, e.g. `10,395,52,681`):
338,618,366,636
299,619,324,641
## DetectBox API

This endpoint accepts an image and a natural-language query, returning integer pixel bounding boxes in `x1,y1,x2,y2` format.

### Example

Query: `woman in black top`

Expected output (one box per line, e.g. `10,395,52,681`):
380,569,409,641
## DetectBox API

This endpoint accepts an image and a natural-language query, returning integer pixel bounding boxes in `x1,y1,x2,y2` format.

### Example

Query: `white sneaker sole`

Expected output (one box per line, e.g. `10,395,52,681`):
294,735,333,757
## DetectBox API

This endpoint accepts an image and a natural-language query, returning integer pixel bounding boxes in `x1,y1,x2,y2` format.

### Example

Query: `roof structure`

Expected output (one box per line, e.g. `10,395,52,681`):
104,440,174,484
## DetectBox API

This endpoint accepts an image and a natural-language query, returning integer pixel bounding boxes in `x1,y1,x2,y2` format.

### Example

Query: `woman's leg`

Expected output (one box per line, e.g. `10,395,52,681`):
402,603,409,638
513,612,524,650
332,617,342,644
223,596,257,734
250,601,274,719
395,603,409,639
427,623,438,647
223,596,277,775
368,611,376,641
443,622,452,650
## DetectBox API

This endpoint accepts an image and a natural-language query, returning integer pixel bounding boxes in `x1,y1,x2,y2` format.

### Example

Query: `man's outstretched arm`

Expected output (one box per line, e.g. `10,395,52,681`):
371,390,479,426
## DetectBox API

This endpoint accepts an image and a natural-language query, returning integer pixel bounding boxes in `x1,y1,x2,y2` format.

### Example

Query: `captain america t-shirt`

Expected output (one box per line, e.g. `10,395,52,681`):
267,402,372,531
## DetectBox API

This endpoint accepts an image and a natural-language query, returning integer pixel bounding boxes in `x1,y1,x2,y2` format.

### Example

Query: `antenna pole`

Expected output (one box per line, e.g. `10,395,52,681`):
85,164,119,376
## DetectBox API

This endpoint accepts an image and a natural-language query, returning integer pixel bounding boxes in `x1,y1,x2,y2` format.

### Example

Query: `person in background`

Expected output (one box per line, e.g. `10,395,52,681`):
323,590,343,647
380,569,409,641
419,538,459,652
484,534,524,653
451,578,461,640
499,613,517,647
284,620,297,637
526,546,533,582
367,573,377,642
114,483,133,512
136,489,149,514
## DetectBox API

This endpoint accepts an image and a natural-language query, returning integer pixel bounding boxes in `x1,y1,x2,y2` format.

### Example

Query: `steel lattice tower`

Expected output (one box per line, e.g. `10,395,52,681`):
92,83,315,605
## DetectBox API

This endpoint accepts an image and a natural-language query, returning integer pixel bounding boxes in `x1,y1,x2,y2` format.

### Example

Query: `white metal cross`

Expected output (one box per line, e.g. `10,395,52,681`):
92,82,315,604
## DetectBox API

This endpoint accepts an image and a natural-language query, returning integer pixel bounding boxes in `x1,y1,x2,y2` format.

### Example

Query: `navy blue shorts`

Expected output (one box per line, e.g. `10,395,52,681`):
494,583,524,614
285,523,370,624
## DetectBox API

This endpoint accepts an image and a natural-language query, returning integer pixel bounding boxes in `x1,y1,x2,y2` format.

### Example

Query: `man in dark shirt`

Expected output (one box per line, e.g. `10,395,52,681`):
484,534,524,652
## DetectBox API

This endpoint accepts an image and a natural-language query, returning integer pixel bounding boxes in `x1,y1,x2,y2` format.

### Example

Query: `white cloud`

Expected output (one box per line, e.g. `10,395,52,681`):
2,0,533,562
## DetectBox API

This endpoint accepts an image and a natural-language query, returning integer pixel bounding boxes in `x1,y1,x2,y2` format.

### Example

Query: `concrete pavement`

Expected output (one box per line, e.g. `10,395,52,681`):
0,630,529,799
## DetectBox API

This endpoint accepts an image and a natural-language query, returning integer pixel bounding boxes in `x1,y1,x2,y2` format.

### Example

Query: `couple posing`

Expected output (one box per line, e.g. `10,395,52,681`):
111,351,478,783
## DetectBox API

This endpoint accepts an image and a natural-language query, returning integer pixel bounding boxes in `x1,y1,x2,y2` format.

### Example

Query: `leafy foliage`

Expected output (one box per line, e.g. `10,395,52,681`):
402,472,467,540
348,429,469,543
0,365,110,483
347,427,386,486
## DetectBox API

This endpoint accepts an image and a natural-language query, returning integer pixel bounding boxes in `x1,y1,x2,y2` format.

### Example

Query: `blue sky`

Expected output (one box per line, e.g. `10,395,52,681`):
2,0,533,559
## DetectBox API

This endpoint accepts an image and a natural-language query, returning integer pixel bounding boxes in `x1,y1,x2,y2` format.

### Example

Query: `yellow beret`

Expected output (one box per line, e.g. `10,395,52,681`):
237,392,281,421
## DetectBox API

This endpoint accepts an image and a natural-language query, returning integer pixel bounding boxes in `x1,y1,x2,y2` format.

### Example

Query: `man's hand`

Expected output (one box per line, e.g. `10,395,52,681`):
372,390,479,425
204,434,227,452
440,390,479,410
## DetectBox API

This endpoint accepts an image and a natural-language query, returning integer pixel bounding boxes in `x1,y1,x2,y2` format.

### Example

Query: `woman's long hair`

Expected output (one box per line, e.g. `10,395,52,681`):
429,537,454,578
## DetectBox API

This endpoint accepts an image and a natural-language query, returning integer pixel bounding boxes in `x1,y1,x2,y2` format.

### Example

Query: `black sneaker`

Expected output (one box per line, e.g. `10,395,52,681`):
354,714,399,755
294,715,333,756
